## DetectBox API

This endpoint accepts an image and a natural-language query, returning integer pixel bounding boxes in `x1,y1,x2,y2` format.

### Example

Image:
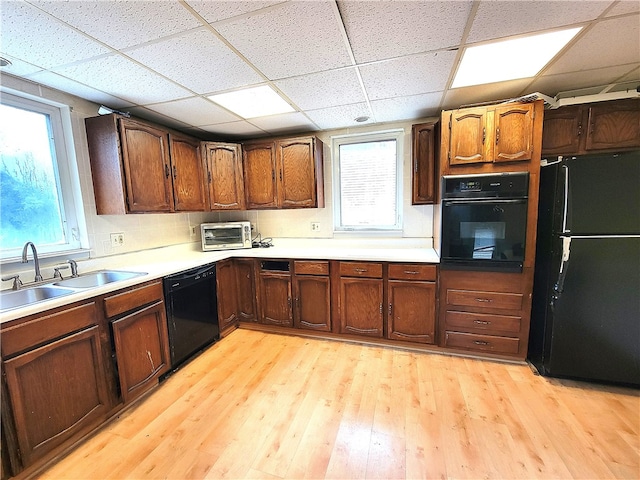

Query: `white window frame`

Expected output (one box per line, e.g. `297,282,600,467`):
332,129,404,234
0,90,88,261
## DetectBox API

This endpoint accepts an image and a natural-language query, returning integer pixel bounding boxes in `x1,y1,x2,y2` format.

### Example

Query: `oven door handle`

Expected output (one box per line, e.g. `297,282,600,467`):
443,198,527,205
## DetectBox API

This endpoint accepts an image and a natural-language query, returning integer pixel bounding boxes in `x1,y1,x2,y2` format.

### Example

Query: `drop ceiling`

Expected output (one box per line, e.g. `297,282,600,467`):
1,0,638,139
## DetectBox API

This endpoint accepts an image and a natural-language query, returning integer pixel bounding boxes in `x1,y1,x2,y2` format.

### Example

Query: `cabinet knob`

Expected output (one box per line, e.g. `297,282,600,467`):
482,127,486,144
495,127,500,145
164,164,170,178
172,165,177,179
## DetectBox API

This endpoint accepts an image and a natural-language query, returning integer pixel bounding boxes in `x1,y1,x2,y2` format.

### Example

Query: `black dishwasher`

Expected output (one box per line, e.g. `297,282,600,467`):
163,263,219,370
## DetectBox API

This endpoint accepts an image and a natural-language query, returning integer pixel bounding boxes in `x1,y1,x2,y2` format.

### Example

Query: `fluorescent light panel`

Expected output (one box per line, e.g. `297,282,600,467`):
208,85,295,119
452,27,582,88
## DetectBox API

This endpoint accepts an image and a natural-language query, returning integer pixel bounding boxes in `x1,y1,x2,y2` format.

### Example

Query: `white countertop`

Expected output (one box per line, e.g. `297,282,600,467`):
0,237,439,323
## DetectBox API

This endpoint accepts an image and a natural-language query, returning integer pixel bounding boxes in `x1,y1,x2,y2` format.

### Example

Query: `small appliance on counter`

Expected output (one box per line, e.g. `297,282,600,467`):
201,221,252,251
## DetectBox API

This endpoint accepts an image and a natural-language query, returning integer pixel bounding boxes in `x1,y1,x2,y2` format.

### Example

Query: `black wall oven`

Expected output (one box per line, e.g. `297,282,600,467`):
441,172,529,272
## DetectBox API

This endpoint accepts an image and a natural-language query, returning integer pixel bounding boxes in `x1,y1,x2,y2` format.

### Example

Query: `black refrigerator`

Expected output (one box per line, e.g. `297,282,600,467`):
528,150,640,386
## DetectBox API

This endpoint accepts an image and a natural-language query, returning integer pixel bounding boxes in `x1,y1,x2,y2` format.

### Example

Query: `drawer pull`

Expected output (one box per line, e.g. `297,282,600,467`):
474,340,490,346
474,320,491,325
354,268,368,273
403,270,419,275
475,298,492,303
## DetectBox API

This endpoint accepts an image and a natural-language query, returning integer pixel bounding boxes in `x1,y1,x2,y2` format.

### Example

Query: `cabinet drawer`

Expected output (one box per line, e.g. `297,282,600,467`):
294,260,329,276
103,281,163,318
388,264,436,281
446,289,523,310
445,310,521,335
339,262,383,278
1,302,97,358
444,331,520,355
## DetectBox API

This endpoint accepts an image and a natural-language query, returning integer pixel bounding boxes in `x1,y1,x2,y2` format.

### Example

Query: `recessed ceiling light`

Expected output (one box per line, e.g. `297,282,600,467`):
0,57,12,67
208,85,295,119
354,116,370,123
452,27,582,89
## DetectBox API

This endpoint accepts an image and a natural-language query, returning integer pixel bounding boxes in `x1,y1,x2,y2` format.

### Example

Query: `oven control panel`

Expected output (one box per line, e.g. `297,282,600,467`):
443,172,529,199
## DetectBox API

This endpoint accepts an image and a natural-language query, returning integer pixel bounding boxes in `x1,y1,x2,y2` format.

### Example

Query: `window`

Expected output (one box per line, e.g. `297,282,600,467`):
332,130,403,232
0,92,85,260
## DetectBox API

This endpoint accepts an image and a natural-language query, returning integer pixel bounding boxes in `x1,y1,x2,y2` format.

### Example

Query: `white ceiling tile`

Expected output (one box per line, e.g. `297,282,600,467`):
529,65,640,98
546,15,640,75
30,0,202,49
215,1,352,79
52,54,193,105
186,0,284,24
605,0,640,16
145,97,241,127
0,1,110,69
199,121,267,137
370,92,443,124
305,103,374,130
467,1,611,43
125,28,263,94
0,54,42,76
618,66,640,82
249,112,318,134
340,0,473,63
360,51,457,101
274,68,366,110
25,70,133,109
442,79,532,110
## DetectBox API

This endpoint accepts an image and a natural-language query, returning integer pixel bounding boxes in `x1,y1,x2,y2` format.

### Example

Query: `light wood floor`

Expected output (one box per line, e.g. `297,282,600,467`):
40,329,639,480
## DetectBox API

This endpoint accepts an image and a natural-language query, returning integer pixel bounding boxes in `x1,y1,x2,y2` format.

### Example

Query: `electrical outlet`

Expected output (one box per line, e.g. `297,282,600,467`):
250,223,256,232
110,233,125,247
189,225,197,237
311,222,320,232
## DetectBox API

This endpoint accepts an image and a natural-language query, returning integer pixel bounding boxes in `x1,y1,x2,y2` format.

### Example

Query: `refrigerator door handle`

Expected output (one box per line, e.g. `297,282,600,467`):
552,237,571,310
561,164,570,234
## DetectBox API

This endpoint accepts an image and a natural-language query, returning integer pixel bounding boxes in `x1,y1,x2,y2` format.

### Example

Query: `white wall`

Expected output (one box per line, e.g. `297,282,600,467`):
1,75,436,266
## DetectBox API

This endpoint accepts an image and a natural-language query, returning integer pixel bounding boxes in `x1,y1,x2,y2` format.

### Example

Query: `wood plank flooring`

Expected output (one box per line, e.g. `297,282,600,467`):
39,329,639,479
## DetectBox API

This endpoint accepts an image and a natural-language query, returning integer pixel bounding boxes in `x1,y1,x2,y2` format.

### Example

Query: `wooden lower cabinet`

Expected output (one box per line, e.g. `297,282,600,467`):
258,261,293,327
216,258,239,333
3,326,109,467
387,280,436,344
438,269,531,359
236,259,257,323
293,261,331,332
338,262,385,338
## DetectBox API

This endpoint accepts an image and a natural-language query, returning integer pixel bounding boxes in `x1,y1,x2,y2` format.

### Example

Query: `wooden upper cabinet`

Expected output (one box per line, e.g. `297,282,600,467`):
449,107,490,165
277,137,324,208
169,133,207,212
541,106,583,155
447,102,536,167
542,99,640,155
85,114,206,214
203,142,245,210
585,99,640,151
411,122,438,204
242,136,324,210
494,103,534,163
243,141,278,209
119,119,173,213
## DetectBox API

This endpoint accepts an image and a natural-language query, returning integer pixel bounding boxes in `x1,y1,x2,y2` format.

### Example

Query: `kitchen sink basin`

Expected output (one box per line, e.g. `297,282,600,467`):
0,286,77,312
53,270,146,289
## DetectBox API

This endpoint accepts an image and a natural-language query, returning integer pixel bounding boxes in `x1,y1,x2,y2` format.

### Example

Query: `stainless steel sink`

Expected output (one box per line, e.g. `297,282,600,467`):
53,270,146,289
0,286,77,312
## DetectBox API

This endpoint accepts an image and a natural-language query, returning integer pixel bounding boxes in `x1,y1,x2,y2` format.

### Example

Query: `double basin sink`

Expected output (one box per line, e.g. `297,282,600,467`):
0,270,147,313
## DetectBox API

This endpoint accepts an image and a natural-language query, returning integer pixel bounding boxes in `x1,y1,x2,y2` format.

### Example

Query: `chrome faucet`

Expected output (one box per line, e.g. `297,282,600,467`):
67,259,78,277
21,241,43,282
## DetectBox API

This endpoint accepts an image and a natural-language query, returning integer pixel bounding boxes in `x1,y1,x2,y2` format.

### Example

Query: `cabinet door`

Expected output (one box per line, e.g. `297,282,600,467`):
236,259,257,322
277,137,317,208
412,122,437,204
216,259,238,332
449,107,490,165
387,280,436,344
3,327,109,466
294,275,331,331
243,142,278,209
494,103,534,163
169,134,207,212
541,106,583,155
119,119,173,212
204,142,245,210
339,278,383,337
586,100,640,151
259,272,292,326
111,301,170,403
